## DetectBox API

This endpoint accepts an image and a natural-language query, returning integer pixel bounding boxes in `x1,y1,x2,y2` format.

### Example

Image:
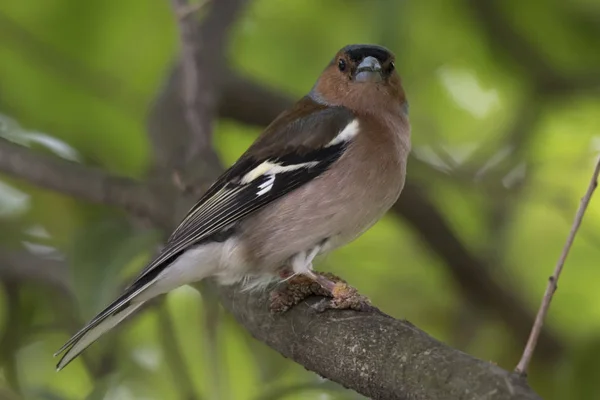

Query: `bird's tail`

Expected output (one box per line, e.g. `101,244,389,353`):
54,297,145,371
55,243,217,370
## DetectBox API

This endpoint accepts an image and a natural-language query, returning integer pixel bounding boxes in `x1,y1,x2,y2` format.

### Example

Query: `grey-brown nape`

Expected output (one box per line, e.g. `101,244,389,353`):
308,88,331,106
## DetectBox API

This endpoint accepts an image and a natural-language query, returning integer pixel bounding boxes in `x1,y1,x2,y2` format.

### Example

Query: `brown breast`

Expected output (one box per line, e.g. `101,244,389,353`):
239,111,411,272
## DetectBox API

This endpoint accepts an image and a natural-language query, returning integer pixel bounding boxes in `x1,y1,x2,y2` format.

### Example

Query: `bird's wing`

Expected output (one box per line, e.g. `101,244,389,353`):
132,99,357,286
55,101,357,365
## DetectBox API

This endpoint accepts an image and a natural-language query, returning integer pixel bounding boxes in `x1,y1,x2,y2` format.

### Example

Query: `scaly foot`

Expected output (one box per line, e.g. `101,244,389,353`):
269,272,372,313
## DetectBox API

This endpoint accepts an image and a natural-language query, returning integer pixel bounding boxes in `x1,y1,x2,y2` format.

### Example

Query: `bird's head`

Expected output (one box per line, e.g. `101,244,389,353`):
310,44,407,115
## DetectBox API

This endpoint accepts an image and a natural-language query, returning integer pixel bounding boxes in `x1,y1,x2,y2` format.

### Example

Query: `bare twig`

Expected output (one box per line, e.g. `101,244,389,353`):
515,157,600,376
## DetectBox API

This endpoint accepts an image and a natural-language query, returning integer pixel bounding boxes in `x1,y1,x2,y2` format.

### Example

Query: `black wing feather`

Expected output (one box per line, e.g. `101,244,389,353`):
122,101,355,289
129,140,349,291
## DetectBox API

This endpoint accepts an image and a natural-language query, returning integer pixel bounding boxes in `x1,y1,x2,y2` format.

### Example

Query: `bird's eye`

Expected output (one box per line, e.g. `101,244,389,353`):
338,59,346,72
389,61,395,72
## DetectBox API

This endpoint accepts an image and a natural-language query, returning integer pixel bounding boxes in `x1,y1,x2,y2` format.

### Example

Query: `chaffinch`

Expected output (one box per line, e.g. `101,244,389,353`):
55,44,411,370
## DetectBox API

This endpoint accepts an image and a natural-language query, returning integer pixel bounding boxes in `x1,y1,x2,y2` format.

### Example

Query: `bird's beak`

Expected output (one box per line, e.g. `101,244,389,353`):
354,56,383,82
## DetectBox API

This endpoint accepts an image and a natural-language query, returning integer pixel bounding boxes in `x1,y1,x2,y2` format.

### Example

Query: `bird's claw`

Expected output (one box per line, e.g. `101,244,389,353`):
269,275,329,313
311,281,372,312
269,272,372,313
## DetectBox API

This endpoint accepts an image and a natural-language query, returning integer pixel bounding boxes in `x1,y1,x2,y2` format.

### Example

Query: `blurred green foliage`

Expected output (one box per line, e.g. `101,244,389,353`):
0,0,599,399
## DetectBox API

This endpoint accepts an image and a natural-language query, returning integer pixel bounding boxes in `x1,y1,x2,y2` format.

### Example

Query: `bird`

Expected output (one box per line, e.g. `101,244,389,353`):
54,44,411,371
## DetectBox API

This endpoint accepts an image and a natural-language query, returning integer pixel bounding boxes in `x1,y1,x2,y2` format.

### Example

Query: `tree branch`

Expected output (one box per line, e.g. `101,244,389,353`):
218,284,541,400
0,137,158,219
0,251,69,295
218,71,295,127
149,0,248,185
169,0,211,166
515,157,600,376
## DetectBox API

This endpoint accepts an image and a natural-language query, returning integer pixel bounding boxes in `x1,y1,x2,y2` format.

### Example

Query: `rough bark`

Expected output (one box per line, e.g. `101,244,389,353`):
218,285,540,400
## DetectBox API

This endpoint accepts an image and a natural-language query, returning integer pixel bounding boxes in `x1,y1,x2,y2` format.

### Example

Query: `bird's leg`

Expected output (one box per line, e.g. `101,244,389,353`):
269,248,328,313
269,246,372,313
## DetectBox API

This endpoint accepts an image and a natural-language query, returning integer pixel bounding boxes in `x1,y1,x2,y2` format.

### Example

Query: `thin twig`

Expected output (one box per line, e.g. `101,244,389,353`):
515,156,600,376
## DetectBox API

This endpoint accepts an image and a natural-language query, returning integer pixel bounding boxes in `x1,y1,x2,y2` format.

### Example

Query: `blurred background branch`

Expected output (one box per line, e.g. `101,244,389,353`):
466,0,600,96
0,137,157,220
0,251,69,294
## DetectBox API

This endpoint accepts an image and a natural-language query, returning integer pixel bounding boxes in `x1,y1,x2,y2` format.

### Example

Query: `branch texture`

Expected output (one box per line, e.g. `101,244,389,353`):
219,285,541,400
